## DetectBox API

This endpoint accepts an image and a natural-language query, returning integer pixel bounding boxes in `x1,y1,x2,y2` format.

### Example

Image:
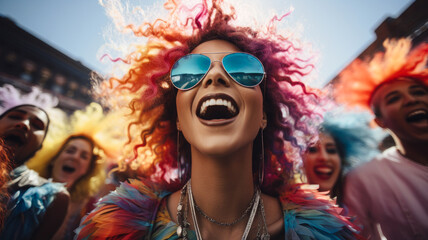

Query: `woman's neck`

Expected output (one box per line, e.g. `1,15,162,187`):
167,144,284,239
189,144,255,224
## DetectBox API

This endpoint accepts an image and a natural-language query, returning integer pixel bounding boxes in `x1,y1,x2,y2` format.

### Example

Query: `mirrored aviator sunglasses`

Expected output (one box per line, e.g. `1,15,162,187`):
170,52,265,90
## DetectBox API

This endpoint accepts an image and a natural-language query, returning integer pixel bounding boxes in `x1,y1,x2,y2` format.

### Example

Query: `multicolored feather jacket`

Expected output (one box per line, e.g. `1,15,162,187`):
75,178,362,239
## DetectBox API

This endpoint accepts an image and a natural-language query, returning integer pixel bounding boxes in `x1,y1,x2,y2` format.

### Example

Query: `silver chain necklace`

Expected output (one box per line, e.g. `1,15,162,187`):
194,189,257,226
178,179,269,240
176,180,270,239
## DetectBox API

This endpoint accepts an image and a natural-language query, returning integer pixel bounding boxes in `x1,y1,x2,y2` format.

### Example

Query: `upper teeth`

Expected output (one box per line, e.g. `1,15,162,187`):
408,110,427,117
200,98,236,114
315,167,332,174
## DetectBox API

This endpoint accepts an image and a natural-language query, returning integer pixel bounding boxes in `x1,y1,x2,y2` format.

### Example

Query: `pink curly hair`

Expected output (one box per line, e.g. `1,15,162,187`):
100,0,321,194
335,38,428,113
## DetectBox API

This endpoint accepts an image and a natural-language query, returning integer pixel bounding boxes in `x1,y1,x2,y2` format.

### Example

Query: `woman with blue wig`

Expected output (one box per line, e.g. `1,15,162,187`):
303,109,384,206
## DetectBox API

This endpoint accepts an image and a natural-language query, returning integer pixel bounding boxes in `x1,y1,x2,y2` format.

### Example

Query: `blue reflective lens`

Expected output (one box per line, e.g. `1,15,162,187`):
170,54,211,90
170,53,265,90
223,53,264,87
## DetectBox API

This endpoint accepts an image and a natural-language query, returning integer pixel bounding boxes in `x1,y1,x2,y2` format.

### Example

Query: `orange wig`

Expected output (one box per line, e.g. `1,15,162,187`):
335,38,428,111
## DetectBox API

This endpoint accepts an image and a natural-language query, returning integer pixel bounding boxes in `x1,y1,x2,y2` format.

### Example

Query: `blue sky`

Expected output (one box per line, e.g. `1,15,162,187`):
0,0,413,87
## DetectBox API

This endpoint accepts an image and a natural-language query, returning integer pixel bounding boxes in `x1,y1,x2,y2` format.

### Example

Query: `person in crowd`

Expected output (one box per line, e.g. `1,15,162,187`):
76,1,360,239
0,138,12,231
27,102,124,240
303,110,383,206
336,38,428,239
0,104,69,240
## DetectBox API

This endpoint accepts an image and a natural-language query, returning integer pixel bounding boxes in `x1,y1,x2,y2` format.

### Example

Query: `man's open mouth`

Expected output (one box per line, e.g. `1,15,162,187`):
406,109,428,123
196,94,239,120
3,132,26,147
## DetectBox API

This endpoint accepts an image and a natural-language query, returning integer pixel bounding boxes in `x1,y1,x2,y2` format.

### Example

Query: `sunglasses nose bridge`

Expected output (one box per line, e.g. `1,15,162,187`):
210,60,225,73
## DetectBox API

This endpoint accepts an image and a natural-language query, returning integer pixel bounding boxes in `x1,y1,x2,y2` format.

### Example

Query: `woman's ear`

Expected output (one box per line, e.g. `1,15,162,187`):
261,112,267,129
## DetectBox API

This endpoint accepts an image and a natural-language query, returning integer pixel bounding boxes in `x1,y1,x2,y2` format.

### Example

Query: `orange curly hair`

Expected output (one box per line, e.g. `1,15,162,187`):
335,38,428,112
0,139,12,229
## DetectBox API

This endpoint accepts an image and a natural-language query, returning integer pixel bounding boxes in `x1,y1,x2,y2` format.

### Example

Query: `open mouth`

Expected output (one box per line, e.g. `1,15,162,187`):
3,132,25,147
196,94,239,120
313,166,334,180
406,109,428,123
62,165,76,174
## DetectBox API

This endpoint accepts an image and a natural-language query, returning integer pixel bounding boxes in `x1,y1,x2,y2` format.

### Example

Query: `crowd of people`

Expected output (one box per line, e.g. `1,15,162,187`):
0,0,427,239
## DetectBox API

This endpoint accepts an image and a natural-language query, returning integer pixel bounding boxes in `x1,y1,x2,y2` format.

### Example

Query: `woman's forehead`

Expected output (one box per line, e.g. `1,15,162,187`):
191,39,241,54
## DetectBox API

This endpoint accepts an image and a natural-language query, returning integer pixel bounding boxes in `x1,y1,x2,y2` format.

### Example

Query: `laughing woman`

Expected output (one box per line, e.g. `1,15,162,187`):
76,0,360,239
27,103,123,239
303,111,383,206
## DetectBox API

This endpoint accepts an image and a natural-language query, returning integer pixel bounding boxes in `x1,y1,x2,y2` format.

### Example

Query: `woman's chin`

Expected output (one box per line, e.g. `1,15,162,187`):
317,184,333,192
192,140,252,158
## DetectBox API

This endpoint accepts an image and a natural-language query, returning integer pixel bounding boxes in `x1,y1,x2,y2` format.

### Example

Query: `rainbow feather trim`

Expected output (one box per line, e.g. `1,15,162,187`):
76,178,170,240
281,184,362,239
76,180,361,239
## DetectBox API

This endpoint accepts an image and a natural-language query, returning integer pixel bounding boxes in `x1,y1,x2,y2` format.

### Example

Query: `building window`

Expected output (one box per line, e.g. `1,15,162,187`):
51,74,66,94
20,59,36,83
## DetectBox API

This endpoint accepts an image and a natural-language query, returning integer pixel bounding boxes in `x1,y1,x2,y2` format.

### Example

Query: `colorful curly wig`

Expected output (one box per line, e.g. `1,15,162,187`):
335,38,428,113
98,0,323,194
27,103,126,201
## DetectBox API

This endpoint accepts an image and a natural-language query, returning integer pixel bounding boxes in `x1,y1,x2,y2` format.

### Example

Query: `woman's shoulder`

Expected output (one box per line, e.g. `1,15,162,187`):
279,184,361,239
75,178,172,240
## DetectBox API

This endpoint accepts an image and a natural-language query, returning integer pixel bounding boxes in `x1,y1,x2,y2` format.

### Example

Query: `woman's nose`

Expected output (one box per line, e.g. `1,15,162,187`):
202,61,231,88
317,149,329,161
69,152,80,161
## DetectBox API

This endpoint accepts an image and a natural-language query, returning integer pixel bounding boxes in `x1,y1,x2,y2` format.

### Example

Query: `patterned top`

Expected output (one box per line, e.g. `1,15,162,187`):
76,179,361,240
0,165,67,240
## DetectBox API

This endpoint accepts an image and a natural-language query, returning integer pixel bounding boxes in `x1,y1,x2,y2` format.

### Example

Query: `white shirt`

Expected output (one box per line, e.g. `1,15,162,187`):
344,147,428,240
